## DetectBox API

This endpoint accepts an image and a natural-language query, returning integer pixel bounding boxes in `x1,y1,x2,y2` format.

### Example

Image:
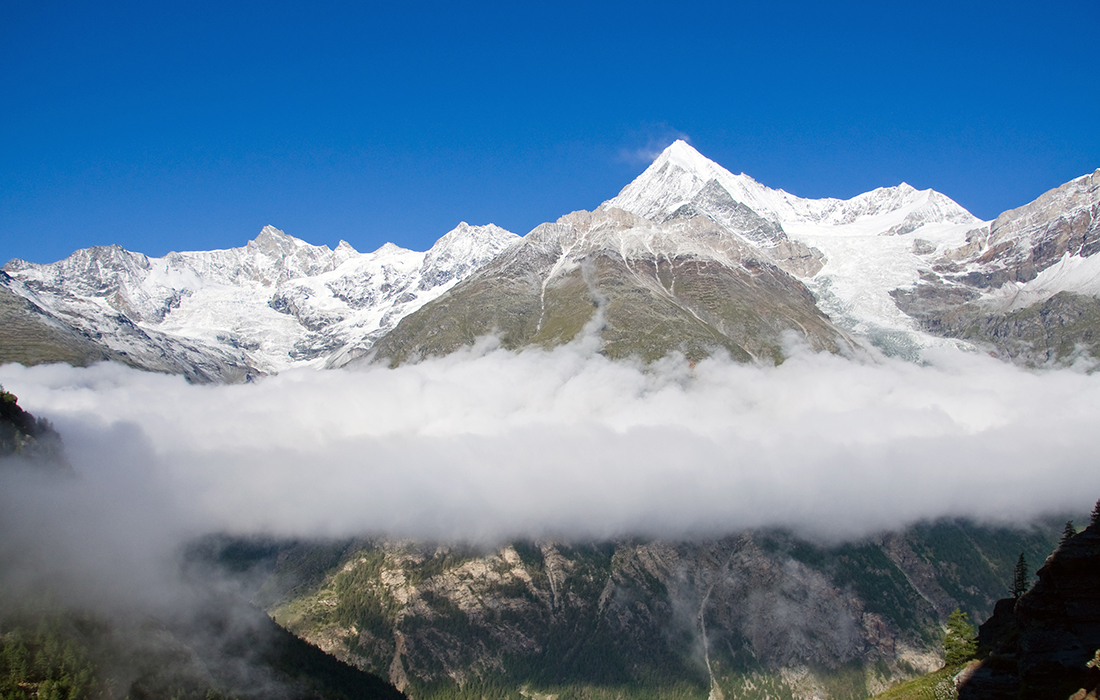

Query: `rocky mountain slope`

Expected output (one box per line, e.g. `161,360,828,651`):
599,141,1100,364
366,207,853,366
892,169,1100,364
3,142,1098,376
253,521,1061,700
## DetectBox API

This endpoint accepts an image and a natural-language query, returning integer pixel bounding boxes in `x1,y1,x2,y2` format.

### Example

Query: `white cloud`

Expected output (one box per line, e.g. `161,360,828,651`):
618,127,693,165
2,342,1096,548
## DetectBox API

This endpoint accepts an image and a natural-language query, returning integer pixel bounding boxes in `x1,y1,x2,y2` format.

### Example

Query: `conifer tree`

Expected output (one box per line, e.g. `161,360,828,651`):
1062,520,1076,545
1091,499,1100,528
943,608,977,667
1012,553,1029,599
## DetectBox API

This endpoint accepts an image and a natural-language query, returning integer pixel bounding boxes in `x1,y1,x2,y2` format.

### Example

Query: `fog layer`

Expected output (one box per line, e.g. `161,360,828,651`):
2,340,1097,545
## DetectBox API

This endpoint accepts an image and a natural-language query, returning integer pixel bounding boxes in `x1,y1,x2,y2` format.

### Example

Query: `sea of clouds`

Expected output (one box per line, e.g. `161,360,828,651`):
2,338,1097,556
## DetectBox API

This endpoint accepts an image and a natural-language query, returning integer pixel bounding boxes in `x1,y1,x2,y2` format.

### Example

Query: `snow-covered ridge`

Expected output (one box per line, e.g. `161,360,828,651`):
4,223,519,374
604,140,979,230
5,141,1096,377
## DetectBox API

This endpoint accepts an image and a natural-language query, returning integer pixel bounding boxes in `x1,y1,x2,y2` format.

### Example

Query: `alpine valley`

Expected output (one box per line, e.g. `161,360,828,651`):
4,141,1099,377
3,143,1100,700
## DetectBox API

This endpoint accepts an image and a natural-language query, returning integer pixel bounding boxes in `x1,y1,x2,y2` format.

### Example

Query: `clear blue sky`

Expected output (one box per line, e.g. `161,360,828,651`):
2,0,1098,264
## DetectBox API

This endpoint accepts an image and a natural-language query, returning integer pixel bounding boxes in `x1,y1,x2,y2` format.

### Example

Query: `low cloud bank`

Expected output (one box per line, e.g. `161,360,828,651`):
2,341,1097,550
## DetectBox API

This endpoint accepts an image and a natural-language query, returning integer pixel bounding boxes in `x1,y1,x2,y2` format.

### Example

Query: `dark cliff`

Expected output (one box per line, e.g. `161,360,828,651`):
958,514,1100,700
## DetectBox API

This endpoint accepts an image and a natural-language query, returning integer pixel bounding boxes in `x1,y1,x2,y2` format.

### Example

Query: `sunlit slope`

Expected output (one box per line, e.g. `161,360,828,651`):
367,209,850,366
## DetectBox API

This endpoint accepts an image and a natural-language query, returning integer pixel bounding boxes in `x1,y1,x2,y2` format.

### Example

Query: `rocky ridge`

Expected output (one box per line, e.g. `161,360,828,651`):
365,206,853,366
888,169,1100,364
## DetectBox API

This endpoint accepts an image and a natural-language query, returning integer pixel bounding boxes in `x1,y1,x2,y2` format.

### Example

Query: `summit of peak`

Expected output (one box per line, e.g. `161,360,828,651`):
256,225,289,240
656,140,716,174
248,226,300,251
373,241,408,255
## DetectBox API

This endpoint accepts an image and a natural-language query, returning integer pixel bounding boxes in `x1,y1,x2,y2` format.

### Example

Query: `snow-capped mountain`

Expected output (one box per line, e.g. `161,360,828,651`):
366,206,853,367
3,141,1098,377
607,140,979,231
2,223,518,378
619,142,1100,363
599,140,991,358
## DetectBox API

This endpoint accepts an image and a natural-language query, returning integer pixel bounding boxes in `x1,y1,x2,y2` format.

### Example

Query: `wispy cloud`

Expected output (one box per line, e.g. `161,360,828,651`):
617,126,693,166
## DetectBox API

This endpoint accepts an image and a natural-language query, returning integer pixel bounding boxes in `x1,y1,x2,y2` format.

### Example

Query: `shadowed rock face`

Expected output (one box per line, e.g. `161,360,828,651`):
664,179,827,278
893,288,1100,365
365,209,851,367
958,520,1100,700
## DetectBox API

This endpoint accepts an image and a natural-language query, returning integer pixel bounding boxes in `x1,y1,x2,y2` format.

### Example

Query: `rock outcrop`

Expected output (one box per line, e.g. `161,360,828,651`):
365,207,853,367
958,514,1100,700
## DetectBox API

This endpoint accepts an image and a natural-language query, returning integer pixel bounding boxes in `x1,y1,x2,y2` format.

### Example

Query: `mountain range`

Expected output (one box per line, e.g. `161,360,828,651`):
2,141,1099,379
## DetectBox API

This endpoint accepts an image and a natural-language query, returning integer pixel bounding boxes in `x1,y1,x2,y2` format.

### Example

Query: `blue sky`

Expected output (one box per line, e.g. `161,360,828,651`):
2,0,1097,264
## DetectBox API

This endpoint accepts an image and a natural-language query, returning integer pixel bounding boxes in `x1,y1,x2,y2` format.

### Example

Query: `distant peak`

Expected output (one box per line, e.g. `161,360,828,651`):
440,222,515,241
373,242,409,255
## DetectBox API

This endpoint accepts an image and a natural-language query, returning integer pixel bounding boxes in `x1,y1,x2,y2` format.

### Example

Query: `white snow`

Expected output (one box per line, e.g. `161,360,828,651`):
603,140,990,354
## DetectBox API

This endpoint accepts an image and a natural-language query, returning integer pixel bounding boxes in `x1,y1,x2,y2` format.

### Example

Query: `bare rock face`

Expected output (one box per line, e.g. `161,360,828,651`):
949,170,1100,289
890,170,1100,364
958,521,1100,700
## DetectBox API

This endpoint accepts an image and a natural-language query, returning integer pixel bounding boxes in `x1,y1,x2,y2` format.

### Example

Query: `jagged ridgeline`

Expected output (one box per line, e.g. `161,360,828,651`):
4,143,1098,379
237,521,1061,700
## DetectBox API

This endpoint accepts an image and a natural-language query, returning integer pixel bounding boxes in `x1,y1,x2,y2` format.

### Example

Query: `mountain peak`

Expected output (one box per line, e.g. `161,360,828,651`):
256,224,290,241
655,140,720,177
373,242,408,256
